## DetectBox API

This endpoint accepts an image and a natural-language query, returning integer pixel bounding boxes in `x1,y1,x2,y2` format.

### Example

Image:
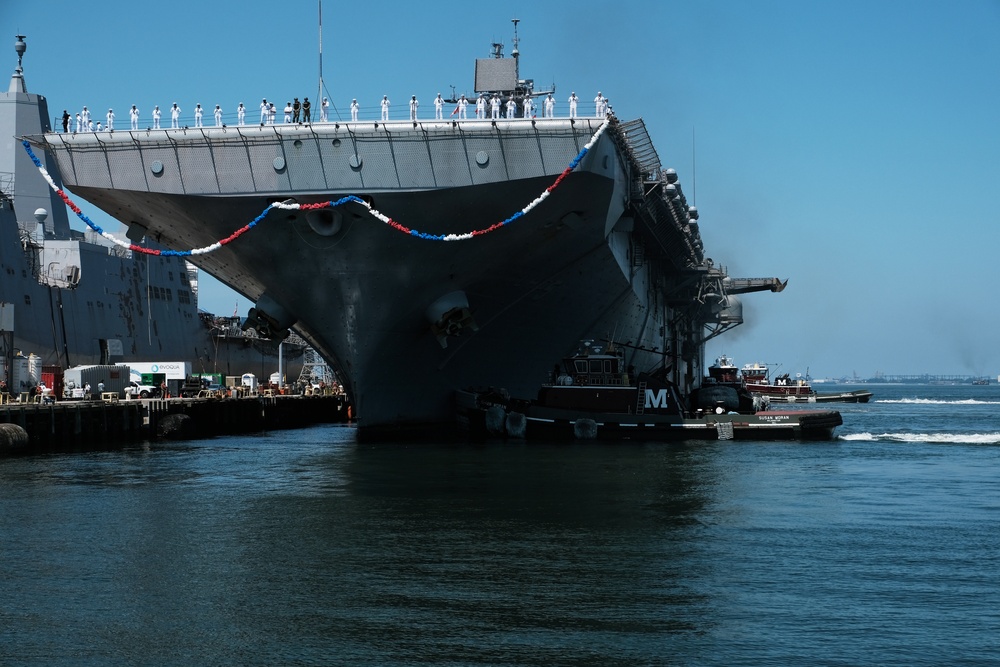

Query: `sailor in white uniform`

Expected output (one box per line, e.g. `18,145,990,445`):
409,95,419,120
543,94,555,118
74,113,81,133
152,106,161,129
505,97,517,119
490,94,501,119
475,94,485,119
170,103,181,128
214,105,223,127
434,93,444,120
129,105,139,130
237,103,245,125
351,99,359,121
106,108,114,131
321,97,329,122
81,106,90,131
458,94,468,119
594,91,605,117
194,104,204,127
260,99,268,125
380,95,390,121
283,102,293,123
522,97,534,118
568,92,578,118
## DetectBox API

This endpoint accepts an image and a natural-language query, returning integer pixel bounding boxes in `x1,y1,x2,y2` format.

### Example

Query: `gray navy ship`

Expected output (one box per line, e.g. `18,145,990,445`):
24,28,786,438
2,35,302,387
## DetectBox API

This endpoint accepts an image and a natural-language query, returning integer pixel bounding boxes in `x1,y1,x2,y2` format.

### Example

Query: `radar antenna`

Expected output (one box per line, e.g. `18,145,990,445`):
14,34,25,66
14,34,26,76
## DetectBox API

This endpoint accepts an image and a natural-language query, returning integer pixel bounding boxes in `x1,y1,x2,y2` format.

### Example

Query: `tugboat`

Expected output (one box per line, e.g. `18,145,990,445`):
456,342,843,441
708,355,873,404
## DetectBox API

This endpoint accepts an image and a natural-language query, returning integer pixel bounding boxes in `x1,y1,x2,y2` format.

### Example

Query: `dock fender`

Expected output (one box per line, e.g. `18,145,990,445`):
484,405,507,435
573,418,598,440
156,413,196,440
505,411,527,439
0,423,29,454
691,385,740,413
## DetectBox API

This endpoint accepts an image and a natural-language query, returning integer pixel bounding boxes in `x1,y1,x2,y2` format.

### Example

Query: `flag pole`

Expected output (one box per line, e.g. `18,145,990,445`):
318,0,324,109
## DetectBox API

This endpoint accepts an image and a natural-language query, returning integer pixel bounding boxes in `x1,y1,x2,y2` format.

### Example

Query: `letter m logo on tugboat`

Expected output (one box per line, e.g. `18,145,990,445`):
645,388,672,410
637,375,686,414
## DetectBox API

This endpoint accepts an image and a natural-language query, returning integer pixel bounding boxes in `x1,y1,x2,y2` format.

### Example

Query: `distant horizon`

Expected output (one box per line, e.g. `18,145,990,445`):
812,375,997,383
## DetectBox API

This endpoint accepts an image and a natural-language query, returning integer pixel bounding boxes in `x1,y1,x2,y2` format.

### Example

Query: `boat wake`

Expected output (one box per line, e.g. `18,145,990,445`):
877,398,1000,405
840,432,1000,445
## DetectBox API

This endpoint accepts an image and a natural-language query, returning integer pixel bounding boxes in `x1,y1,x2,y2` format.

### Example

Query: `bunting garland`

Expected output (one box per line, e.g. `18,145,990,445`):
21,118,610,256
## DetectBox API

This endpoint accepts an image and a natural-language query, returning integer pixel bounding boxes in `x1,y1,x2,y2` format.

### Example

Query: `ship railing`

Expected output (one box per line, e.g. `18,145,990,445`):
44,114,606,144
615,119,663,181
51,106,609,131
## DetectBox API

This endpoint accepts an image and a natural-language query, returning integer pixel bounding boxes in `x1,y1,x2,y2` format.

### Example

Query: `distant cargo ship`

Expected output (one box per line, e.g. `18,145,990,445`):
25,26,786,438
1,36,302,393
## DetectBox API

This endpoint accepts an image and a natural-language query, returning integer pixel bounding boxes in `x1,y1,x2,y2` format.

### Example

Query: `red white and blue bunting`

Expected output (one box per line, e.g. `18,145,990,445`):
21,119,610,257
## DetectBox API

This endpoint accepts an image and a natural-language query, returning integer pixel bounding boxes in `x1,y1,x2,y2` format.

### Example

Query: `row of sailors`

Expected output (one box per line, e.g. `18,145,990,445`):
375,92,610,121
62,92,611,133
65,103,245,132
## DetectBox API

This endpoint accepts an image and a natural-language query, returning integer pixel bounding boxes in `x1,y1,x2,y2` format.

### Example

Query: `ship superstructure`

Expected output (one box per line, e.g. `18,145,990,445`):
25,31,784,438
1,35,302,388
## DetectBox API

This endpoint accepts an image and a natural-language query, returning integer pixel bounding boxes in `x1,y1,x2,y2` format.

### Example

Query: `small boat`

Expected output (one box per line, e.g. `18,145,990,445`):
972,378,990,386
709,355,873,404
456,342,843,441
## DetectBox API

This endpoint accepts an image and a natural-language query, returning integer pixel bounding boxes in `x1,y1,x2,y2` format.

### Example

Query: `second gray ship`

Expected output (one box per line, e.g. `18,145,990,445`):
2,35,303,388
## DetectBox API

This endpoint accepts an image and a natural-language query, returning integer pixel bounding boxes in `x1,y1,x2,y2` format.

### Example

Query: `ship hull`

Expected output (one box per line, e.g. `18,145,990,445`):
70,171,662,437
31,120,693,438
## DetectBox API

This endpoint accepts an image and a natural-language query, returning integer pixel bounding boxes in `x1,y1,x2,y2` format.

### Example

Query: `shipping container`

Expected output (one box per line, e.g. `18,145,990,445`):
63,365,130,399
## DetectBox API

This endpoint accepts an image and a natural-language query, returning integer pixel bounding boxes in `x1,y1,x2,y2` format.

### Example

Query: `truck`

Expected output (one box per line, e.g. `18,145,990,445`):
125,380,161,399
180,375,209,398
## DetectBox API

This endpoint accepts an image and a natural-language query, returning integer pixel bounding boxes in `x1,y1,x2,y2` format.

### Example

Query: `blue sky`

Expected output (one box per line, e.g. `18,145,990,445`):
5,1,999,378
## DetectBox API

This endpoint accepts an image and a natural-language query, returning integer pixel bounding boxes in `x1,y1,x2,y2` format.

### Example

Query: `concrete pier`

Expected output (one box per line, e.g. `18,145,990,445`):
0,394,351,455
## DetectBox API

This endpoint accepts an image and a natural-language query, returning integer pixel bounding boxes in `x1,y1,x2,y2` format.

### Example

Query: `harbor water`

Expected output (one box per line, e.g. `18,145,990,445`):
2,384,998,665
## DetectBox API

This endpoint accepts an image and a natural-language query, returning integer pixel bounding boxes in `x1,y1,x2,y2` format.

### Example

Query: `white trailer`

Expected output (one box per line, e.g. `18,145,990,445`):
123,361,192,382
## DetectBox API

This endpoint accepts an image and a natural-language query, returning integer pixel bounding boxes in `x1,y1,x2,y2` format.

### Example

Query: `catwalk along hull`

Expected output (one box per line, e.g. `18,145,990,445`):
1,42,301,388
29,117,722,437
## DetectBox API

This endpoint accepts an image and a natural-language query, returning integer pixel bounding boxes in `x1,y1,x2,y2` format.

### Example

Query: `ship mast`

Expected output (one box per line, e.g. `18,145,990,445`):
511,18,519,82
